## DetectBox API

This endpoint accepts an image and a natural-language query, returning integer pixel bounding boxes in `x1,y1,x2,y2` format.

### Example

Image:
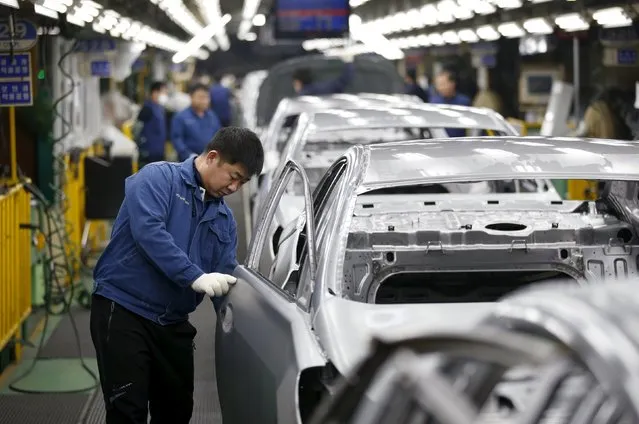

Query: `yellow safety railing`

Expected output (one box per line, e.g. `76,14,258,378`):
61,148,92,282
0,183,32,361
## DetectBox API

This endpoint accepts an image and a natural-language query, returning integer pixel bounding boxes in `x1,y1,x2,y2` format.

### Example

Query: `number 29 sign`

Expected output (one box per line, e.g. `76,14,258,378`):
0,18,38,52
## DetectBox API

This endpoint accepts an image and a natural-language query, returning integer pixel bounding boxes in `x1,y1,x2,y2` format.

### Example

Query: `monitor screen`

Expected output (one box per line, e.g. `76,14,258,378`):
274,0,350,39
526,75,554,95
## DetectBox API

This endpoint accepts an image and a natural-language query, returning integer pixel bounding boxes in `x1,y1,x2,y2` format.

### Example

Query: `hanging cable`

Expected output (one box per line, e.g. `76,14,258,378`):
7,181,98,394
5,35,98,394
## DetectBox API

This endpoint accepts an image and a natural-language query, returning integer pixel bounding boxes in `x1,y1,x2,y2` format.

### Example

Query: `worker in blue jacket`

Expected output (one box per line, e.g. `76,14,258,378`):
430,69,472,137
90,127,264,424
135,81,168,166
171,83,221,161
292,54,355,96
210,76,233,127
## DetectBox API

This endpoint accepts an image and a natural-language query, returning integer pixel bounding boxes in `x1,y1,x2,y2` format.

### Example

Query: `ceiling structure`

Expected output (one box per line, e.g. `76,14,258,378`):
2,0,637,69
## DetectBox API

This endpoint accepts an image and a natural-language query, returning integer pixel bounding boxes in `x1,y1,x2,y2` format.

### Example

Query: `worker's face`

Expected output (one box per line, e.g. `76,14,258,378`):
200,151,250,197
292,79,303,94
191,89,210,112
435,73,456,98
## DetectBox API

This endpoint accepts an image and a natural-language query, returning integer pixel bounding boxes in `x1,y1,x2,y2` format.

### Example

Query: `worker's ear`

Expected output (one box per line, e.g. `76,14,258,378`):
205,150,221,164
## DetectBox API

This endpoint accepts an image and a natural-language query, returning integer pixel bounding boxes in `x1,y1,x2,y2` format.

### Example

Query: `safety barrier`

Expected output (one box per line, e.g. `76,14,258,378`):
0,183,32,361
62,149,90,279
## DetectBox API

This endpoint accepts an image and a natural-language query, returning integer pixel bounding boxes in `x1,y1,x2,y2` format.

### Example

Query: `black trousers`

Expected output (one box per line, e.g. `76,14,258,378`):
90,294,197,424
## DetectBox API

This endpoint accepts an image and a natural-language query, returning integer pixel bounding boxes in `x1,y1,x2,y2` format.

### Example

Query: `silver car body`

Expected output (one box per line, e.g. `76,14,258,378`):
252,104,543,235
259,93,423,170
216,136,639,424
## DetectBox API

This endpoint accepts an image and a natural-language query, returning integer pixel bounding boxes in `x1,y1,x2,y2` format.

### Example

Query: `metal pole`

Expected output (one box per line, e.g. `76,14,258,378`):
9,106,17,184
572,37,580,122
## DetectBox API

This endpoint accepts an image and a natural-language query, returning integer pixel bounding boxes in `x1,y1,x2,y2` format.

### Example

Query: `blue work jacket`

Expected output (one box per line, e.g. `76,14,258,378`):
93,157,238,325
171,107,221,161
210,84,232,126
429,91,472,137
137,100,167,159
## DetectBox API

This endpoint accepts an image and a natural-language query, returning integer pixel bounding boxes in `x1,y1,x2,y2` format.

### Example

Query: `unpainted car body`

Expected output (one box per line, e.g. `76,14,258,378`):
252,103,537,237
259,93,423,173
216,136,639,424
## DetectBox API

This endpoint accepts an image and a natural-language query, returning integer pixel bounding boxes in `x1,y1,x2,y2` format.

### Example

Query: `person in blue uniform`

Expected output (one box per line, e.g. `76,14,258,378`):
292,55,355,96
210,76,233,127
170,83,221,161
90,127,264,424
135,81,168,166
430,69,472,137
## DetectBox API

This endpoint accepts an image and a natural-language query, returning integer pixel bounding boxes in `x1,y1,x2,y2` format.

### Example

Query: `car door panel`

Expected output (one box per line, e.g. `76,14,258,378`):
216,266,325,424
217,159,324,424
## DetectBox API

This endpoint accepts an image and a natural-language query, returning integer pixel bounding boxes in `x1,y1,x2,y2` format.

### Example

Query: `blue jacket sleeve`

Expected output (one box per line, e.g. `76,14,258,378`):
170,113,193,161
126,165,204,287
218,218,239,275
300,62,355,96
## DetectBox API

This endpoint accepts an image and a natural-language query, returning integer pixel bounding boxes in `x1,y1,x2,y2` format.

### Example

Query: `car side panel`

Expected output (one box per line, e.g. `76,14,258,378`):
216,266,325,424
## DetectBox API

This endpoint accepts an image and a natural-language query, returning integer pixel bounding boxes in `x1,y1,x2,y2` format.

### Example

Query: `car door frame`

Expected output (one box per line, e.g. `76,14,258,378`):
216,159,326,424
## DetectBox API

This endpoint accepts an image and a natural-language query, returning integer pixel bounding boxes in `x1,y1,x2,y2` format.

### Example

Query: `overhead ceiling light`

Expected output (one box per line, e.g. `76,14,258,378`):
458,28,479,42
420,4,439,26
555,13,589,32
494,0,522,9
476,24,500,40
34,4,59,17
442,30,461,44
244,32,257,41
498,22,525,38
0,0,19,8
523,17,554,34
592,7,633,28
427,33,445,46
252,13,266,26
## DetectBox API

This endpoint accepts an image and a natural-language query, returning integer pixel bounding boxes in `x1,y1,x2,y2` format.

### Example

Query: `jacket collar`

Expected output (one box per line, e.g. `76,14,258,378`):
179,156,227,214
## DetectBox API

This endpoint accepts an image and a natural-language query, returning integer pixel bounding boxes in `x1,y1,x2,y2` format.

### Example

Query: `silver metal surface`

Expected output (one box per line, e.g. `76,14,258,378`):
220,135,639,424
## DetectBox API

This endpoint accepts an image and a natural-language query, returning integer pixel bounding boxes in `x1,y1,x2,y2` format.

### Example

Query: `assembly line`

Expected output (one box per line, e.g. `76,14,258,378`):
2,1,639,424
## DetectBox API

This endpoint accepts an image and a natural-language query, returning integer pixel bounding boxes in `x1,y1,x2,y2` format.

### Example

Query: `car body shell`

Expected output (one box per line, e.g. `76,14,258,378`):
251,103,540,234
216,136,639,424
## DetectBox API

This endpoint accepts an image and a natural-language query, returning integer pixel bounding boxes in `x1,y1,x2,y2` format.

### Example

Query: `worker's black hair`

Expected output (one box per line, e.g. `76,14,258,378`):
439,67,458,85
150,81,166,93
204,127,264,177
188,82,209,95
292,68,313,86
406,68,417,82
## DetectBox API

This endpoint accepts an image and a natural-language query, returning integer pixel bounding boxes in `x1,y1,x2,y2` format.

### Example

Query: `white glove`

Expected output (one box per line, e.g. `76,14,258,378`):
342,53,354,63
191,273,237,297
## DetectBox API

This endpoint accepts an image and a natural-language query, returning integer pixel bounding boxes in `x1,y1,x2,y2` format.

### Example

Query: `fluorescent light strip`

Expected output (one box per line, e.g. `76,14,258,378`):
238,0,261,39
34,4,59,18
194,0,230,50
0,0,19,8
156,0,216,50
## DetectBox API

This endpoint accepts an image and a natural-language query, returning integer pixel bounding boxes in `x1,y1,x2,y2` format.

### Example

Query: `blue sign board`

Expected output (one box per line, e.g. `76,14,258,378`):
0,81,33,106
275,0,350,39
75,39,117,54
90,60,111,77
617,48,637,65
0,18,38,52
0,53,30,78
0,52,33,107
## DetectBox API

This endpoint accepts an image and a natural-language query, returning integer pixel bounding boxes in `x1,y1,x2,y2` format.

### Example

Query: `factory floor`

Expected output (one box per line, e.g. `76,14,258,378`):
0,187,251,424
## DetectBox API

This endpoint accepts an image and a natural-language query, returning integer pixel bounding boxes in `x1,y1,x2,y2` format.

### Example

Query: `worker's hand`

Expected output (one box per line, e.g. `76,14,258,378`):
342,53,355,63
191,273,237,297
